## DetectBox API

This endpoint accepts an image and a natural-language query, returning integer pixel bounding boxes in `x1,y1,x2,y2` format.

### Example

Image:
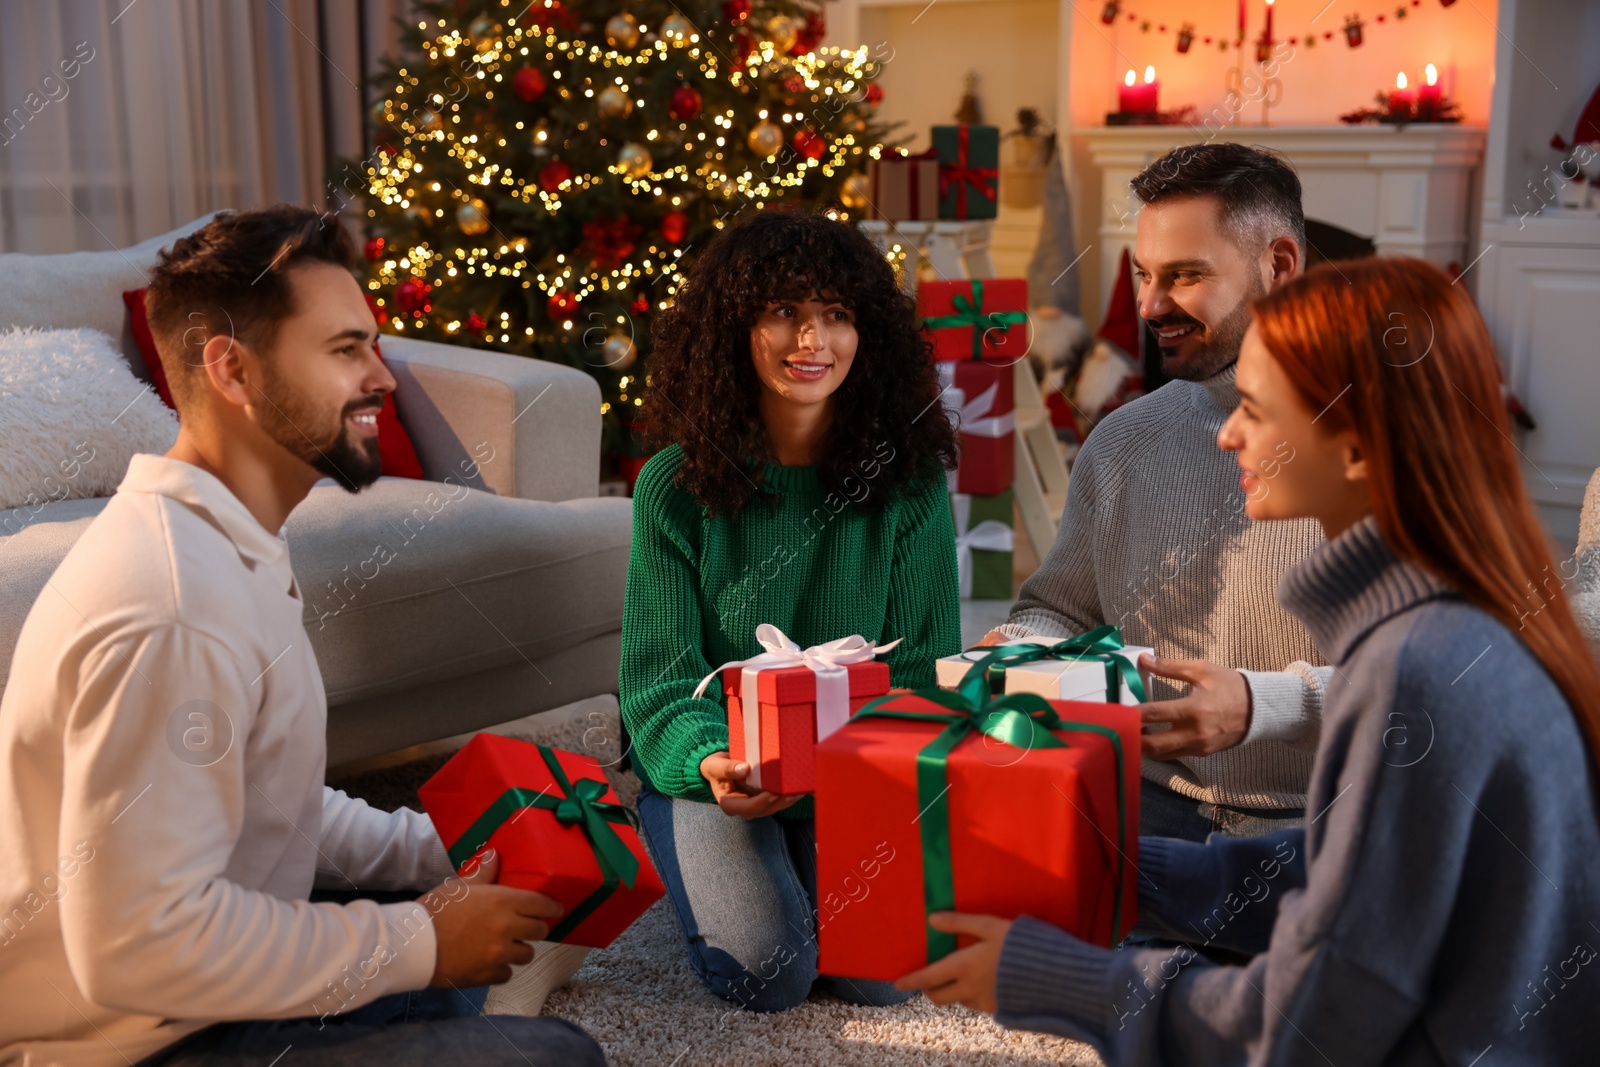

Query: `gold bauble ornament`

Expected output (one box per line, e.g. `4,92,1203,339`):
602,329,637,369
597,85,633,119
617,142,653,179
468,15,497,51
660,13,695,43
415,109,443,135
840,173,870,210
765,15,797,52
404,204,435,225
604,13,640,48
747,119,784,158
456,198,491,236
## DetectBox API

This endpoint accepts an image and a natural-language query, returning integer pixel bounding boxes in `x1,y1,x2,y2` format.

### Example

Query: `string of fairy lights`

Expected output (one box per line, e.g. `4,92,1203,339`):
360,0,885,399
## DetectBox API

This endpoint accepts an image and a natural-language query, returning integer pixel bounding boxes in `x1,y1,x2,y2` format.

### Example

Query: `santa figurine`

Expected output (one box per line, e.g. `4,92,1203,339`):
1063,248,1144,443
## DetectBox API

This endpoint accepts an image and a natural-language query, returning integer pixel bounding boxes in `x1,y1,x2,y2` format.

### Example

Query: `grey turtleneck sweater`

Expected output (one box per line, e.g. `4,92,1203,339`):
994,516,1600,1065
1000,367,1330,810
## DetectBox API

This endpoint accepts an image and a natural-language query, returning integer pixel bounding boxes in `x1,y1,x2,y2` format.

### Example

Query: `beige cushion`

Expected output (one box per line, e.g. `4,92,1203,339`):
287,479,630,705
0,214,217,377
0,497,109,687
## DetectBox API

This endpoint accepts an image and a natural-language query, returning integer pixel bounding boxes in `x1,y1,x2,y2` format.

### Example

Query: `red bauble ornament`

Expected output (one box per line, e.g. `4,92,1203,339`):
512,66,547,103
782,73,806,98
722,0,751,24
547,290,580,321
539,159,572,192
864,83,884,106
669,85,703,121
363,292,388,326
733,30,757,62
793,130,826,161
364,236,386,262
394,277,433,317
464,312,487,334
660,211,689,244
792,11,826,54
631,294,651,315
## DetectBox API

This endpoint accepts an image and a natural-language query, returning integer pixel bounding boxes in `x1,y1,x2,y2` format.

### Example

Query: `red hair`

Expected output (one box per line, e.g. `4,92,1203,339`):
1252,257,1600,765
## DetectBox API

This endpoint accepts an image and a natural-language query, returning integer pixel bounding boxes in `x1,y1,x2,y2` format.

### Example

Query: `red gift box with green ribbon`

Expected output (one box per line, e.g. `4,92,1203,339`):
813,648,1140,981
418,734,665,949
918,277,1030,363
932,124,1000,220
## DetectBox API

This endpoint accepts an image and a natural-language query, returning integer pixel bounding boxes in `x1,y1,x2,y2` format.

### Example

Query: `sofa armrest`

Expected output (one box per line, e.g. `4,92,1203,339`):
378,335,599,502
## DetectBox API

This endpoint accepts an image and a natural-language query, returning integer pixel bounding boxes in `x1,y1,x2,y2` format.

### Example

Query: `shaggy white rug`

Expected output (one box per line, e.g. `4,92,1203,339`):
331,697,1104,1067
0,326,178,511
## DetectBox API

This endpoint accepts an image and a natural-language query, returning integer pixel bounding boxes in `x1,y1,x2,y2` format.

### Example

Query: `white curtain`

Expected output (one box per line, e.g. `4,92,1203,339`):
0,0,413,254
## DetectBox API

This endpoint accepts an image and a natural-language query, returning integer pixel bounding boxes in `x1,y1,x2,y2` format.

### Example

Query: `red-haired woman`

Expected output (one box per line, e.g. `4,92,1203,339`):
897,257,1600,1064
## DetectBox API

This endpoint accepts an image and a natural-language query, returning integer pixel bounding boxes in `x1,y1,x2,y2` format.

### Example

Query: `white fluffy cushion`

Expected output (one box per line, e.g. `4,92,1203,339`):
0,327,180,511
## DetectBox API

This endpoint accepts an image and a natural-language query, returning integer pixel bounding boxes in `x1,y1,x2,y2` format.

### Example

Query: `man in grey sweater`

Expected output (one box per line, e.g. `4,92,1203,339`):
987,143,1331,838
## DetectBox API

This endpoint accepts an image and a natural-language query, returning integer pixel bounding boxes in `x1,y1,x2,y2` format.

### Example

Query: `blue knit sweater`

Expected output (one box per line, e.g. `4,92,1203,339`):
994,516,1600,1065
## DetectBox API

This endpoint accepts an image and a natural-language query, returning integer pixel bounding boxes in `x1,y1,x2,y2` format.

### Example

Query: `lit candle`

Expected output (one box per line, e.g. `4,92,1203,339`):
1238,0,1247,42
1118,68,1160,113
1264,0,1274,43
1141,65,1159,113
1417,63,1442,113
1390,71,1415,113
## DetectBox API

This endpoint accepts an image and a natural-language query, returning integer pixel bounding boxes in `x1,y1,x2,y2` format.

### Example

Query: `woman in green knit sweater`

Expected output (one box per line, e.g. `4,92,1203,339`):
620,208,963,1012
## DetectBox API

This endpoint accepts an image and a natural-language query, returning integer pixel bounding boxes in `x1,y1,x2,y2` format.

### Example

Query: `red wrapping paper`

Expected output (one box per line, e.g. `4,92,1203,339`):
419,734,665,948
917,278,1030,363
723,660,892,796
939,359,1015,495
814,693,1140,981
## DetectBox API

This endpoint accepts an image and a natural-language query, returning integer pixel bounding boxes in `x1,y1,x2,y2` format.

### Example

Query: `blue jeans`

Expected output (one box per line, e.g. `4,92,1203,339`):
1140,777,1305,843
636,785,915,1013
133,985,604,1066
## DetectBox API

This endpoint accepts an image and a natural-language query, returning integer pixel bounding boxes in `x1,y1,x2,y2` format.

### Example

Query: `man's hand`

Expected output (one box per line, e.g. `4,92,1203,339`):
973,629,1011,648
700,752,803,820
425,850,566,988
1137,654,1252,759
894,912,1012,1013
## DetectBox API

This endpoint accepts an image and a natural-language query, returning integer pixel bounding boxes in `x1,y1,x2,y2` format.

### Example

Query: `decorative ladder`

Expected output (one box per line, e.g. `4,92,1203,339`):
858,219,1069,566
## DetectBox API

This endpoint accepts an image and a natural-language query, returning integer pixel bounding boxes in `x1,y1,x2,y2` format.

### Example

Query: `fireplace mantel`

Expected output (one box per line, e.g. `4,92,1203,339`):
1076,124,1487,312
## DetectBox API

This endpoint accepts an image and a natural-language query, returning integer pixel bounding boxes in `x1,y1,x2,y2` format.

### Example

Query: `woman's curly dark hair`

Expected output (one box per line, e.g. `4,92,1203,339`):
644,207,958,517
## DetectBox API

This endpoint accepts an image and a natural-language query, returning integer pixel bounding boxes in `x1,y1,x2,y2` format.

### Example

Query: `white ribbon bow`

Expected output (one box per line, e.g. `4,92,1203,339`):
952,493,1014,598
692,624,902,790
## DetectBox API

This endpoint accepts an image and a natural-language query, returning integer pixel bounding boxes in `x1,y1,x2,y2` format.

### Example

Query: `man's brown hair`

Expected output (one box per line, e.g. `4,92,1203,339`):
143,206,357,404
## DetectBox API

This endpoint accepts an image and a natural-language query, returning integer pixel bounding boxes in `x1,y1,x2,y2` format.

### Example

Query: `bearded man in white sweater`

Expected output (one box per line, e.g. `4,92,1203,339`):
0,207,605,1067
984,143,1332,841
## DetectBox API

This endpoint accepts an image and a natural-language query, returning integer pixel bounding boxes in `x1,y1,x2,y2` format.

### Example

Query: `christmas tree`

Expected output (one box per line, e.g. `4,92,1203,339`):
341,0,896,454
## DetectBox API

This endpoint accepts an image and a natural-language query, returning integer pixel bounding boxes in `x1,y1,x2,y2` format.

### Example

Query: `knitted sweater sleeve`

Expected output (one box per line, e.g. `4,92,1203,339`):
1000,427,1106,640
881,473,964,687
618,454,729,803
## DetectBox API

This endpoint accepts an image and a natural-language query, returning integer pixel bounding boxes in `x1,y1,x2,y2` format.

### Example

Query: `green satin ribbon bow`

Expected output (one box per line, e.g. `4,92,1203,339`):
977,624,1148,705
920,278,1030,360
853,644,1129,962
445,745,640,942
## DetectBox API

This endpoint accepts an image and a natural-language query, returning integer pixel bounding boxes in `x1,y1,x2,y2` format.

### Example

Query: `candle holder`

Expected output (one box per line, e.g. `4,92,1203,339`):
1340,85,1462,126
1223,61,1283,127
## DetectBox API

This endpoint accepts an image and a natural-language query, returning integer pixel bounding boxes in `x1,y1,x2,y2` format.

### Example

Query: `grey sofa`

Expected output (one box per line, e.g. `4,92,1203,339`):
0,217,632,766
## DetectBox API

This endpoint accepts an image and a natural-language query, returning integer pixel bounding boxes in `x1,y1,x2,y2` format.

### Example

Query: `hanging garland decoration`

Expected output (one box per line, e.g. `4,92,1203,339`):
1102,0,1451,54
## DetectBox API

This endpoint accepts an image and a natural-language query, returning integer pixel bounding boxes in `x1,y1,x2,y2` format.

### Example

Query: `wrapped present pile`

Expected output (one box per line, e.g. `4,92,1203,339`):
917,275,1028,601
868,123,1000,223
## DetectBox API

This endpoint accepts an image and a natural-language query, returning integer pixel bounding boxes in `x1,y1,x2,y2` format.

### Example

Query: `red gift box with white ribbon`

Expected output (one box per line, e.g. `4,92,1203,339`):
938,360,1015,495
694,625,898,796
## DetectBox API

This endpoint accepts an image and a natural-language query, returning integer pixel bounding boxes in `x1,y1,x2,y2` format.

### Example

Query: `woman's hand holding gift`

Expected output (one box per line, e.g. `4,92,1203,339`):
894,912,1013,1013
700,752,804,820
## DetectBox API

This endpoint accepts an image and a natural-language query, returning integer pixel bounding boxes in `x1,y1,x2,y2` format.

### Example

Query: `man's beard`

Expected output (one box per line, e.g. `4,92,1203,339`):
254,367,384,493
1146,280,1263,383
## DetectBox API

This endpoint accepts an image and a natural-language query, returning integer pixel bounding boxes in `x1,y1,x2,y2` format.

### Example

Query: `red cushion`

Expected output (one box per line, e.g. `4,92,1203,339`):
121,288,177,410
122,288,425,480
